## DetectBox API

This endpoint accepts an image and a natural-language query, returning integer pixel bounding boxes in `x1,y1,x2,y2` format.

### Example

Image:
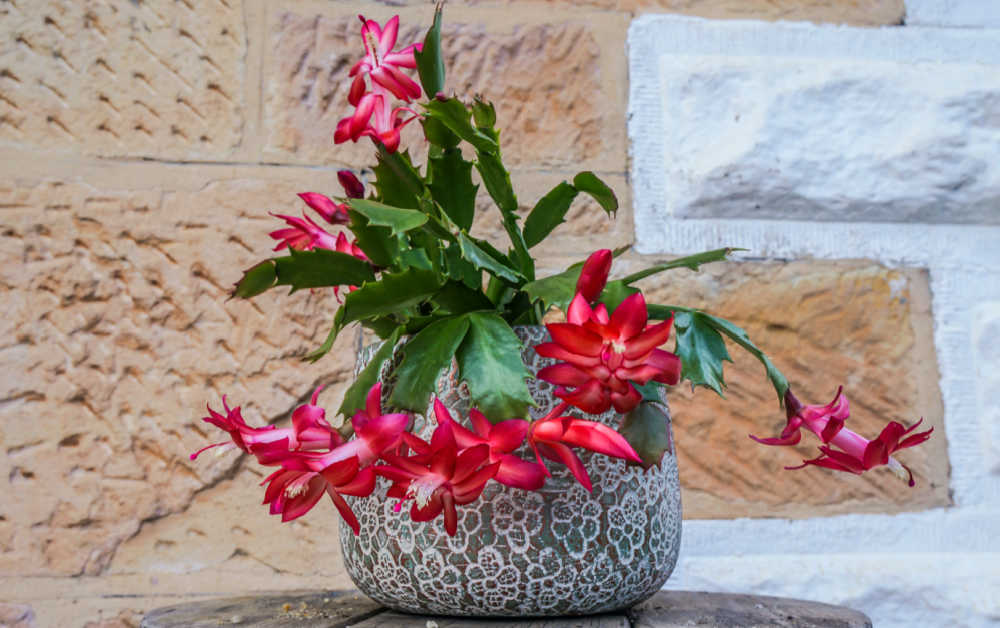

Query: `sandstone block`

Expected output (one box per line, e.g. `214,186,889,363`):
0,168,358,577
0,0,244,159
0,603,35,628
625,257,949,518
262,8,625,170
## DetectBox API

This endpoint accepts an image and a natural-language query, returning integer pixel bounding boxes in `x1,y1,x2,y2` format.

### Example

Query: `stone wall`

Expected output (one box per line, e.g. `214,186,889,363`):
629,6,1000,627
0,0,981,626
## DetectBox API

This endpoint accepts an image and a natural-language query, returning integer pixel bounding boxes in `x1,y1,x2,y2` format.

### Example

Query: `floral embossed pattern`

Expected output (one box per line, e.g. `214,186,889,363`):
340,326,681,616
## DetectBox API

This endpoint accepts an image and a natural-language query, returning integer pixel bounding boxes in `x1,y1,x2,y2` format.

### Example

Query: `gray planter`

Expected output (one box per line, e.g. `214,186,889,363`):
341,326,682,616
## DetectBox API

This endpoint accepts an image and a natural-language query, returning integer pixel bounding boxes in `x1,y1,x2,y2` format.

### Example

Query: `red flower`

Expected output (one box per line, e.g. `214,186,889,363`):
432,399,545,491
260,456,376,532
300,383,409,471
576,249,613,302
527,402,642,492
190,389,340,465
376,422,500,536
536,292,680,414
751,387,933,486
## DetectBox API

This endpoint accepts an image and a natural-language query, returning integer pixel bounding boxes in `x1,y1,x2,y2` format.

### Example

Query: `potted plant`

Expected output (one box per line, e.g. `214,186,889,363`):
190,7,932,617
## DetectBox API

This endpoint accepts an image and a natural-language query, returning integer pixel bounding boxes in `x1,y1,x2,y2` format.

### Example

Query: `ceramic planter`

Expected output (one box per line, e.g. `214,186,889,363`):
340,326,682,616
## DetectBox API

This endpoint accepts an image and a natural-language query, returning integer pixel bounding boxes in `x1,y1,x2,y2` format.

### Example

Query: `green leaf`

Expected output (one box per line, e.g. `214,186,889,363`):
597,280,640,312
443,243,482,290
475,151,533,279
373,146,423,209
521,261,584,312
456,313,534,420
424,99,498,153
475,151,517,212
703,314,789,404
338,327,402,418
348,210,397,268
389,316,471,412
232,260,277,299
338,267,446,329
413,3,445,98
275,248,376,293
458,233,524,283
619,248,742,284
399,248,434,270
572,171,618,215
428,147,478,231
432,280,494,315
619,400,673,471
471,97,497,130
522,181,578,248
348,199,428,236
421,116,460,149
672,310,731,396
522,246,631,312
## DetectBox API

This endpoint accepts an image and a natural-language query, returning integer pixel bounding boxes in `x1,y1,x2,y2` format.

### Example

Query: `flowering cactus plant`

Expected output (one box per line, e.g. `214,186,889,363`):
191,8,932,537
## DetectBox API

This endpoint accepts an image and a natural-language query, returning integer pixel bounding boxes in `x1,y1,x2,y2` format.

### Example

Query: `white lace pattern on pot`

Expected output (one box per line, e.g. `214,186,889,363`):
340,326,682,616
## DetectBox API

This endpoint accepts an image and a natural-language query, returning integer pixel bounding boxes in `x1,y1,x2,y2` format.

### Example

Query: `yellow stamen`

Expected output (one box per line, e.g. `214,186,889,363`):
611,341,627,354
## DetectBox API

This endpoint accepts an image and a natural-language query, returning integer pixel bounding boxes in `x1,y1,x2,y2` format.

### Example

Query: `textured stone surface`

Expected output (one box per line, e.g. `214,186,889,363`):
0,0,245,159
905,0,1000,27
262,8,626,170
973,303,1000,474
378,0,904,25
626,258,949,518
667,552,1000,628
657,55,1000,224
0,603,35,628
0,167,357,577
631,590,871,627
629,15,1000,235
615,0,903,24
470,170,631,256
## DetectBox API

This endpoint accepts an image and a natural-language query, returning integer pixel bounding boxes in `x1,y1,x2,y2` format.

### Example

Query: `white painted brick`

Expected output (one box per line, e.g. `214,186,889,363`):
906,0,1000,28
658,55,1000,224
973,302,1000,474
666,551,1000,628
629,16,1000,626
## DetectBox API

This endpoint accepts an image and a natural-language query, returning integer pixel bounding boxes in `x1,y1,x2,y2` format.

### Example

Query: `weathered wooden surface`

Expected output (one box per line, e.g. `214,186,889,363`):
630,591,873,628
141,589,872,627
140,590,382,628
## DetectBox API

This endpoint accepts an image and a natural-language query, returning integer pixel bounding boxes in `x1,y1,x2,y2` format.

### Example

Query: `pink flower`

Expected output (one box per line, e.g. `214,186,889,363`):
527,402,642,492
334,92,418,154
297,383,409,472
536,291,681,414
431,399,546,491
295,171,364,226
750,387,933,486
190,388,341,465
376,422,500,536
261,456,376,532
269,213,341,252
296,193,350,226
349,15,422,103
